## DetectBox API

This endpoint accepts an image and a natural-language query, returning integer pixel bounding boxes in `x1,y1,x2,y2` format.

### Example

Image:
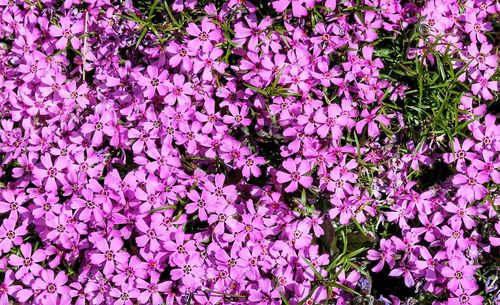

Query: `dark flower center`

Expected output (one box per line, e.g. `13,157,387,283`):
105,250,114,260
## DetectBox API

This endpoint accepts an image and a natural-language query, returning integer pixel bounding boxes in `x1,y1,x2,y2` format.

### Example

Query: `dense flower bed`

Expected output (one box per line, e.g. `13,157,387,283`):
0,0,499,304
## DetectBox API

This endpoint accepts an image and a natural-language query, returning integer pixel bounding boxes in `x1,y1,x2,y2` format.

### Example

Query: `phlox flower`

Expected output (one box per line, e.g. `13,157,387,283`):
355,107,390,137
367,239,396,272
90,238,130,276
272,0,314,17
136,271,169,305
0,270,21,305
441,258,478,292
452,166,489,202
440,221,468,257
276,158,313,193
0,217,27,254
448,288,484,305
186,17,221,52
137,66,169,99
171,253,204,289
165,74,193,105
49,15,83,49
8,243,46,279
32,270,70,301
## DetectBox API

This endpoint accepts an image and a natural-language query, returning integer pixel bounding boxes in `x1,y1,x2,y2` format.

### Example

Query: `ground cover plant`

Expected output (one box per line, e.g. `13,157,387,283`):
0,0,499,304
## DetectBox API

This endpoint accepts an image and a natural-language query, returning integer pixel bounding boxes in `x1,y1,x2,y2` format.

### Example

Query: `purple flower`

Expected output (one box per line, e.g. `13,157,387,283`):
90,238,130,276
276,158,313,193
452,166,489,202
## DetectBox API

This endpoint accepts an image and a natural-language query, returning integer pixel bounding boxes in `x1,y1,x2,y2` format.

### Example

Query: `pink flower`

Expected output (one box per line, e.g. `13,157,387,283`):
355,107,390,137
272,0,314,17
276,158,313,193
8,243,46,279
452,166,489,202
171,253,204,289
367,239,396,272
32,270,70,300
471,69,498,100
137,66,169,99
223,104,252,127
49,15,83,49
80,110,116,146
0,217,28,254
448,288,484,305
441,258,478,292
443,138,478,171
192,47,227,81
234,14,272,50
0,270,22,305
186,17,221,52
135,271,169,305
165,74,193,105
90,238,130,276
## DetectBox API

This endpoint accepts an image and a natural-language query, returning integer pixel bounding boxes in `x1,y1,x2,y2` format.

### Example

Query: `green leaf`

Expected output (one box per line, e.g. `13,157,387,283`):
328,282,361,296
302,257,323,280
279,290,291,305
135,27,149,49
243,83,268,96
148,205,176,213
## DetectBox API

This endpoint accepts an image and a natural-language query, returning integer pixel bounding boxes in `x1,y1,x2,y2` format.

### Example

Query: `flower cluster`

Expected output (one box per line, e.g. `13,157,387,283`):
0,0,498,305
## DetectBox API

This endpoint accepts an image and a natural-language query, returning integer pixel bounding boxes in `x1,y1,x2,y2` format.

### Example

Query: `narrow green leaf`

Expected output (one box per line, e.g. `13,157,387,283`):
279,291,291,305
148,205,176,213
136,27,149,49
303,257,323,280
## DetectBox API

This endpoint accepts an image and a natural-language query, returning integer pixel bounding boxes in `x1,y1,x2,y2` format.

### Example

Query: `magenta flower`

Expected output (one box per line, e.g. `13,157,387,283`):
355,107,390,137
444,200,477,230
448,288,484,305
136,271,169,305
237,154,266,179
234,14,272,50
452,166,489,202
471,69,498,100
0,190,28,218
464,13,492,43
165,74,193,105
32,270,70,300
135,215,168,252
137,66,169,99
49,15,83,49
171,253,204,289
186,17,221,52
223,104,252,127
367,239,396,272
166,41,195,71
441,221,468,257
329,196,354,224
192,46,227,81
0,217,27,254
472,149,500,183
272,0,314,17
109,283,140,305
389,262,417,287
90,238,130,276
441,258,478,292
185,189,217,221
80,110,116,146
443,138,478,171
207,204,238,234
467,43,498,71
203,174,237,204
276,158,313,193
8,243,46,279
0,270,21,305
